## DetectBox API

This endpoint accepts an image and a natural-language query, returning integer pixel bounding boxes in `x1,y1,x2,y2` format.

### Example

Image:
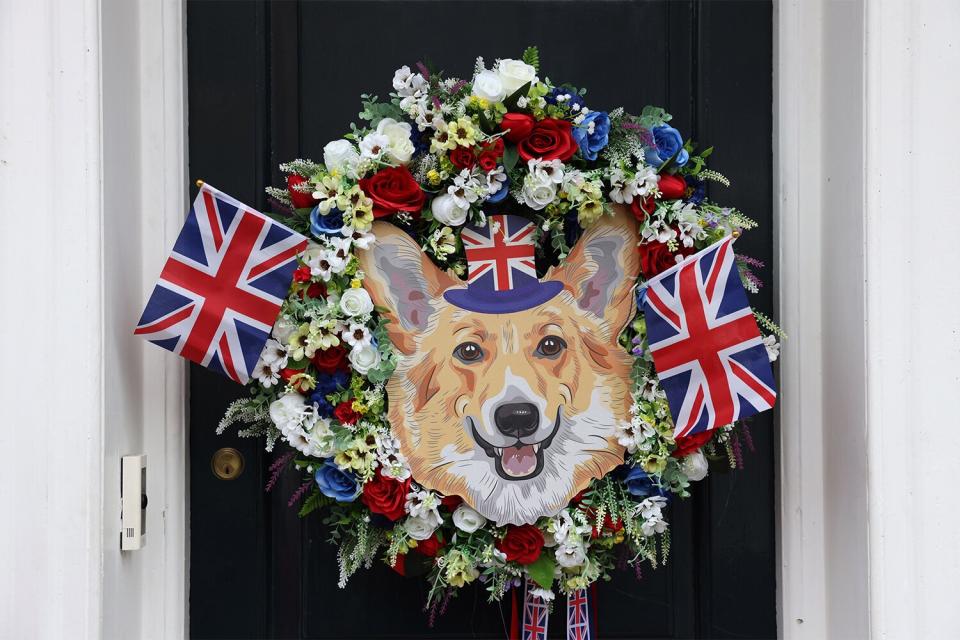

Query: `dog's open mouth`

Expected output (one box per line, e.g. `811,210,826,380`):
469,408,561,481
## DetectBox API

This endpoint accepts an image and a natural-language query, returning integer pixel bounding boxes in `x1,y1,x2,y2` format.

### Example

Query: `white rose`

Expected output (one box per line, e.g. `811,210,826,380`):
452,504,487,533
471,69,506,102
269,392,306,429
349,343,381,374
323,139,360,176
431,193,470,226
272,316,298,343
403,515,438,541
496,59,538,96
375,117,415,165
555,540,587,568
521,175,557,211
339,288,374,317
680,450,709,482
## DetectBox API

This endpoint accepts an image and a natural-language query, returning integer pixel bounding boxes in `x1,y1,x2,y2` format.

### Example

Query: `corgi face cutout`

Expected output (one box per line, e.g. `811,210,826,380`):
358,206,640,525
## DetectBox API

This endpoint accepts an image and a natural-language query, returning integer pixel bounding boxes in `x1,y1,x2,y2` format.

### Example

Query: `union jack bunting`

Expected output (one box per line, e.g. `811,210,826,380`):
522,579,550,640
461,214,536,292
135,183,307,384
566,588,592,640
641,235,776,437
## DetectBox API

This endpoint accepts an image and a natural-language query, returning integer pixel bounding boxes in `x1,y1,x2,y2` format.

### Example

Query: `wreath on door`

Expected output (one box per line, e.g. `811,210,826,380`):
197,47,781,634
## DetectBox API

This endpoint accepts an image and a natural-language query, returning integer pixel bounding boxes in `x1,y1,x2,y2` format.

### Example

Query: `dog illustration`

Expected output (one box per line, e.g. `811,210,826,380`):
358,205,640,525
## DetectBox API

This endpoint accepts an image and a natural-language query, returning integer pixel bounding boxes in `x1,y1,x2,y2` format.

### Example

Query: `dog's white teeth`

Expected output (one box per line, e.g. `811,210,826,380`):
494,447,503,456
533,444,541,453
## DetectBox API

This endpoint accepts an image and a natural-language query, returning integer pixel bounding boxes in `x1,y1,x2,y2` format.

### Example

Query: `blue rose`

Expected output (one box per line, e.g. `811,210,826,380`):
310,206,345,237
486,176,510,204
617,465,669,499
646,125,689,168
314,459,360,502
573,111,610,162
309,370,349,417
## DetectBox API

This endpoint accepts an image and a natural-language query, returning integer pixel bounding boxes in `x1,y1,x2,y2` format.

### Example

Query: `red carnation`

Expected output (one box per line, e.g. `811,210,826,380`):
292,266,311,283
311,344,348,374
333,401,361,425
286,174,318,209
358,166,426,219
361,470,411,521
672,430,715,458
517,118,578,162
495,524,544,565
499,113,536,143
658,174,687,200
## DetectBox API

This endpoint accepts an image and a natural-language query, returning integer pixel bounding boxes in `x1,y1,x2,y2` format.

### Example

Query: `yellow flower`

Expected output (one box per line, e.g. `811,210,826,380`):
577,200,606,227
350,278,362,289
351,400,367,415
426,169,442,186
448,117,477,148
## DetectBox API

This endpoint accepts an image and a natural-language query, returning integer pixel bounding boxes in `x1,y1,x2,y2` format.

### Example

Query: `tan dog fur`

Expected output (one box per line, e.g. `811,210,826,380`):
358,205,640,525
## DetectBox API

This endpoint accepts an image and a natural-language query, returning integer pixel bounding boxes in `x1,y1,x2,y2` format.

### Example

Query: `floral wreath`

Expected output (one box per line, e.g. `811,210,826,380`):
219,47,782,612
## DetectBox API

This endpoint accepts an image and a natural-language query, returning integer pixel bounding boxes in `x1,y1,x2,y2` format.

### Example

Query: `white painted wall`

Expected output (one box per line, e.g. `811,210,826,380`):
777,0,960,638
0,0,187,638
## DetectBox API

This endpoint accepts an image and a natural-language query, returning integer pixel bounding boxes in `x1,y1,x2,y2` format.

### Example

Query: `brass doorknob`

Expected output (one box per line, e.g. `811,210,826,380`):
211,447,244,480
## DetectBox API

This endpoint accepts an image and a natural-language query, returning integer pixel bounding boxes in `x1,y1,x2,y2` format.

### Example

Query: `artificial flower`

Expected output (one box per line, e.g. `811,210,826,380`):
314,459,360,502
342,322,372,348
499,112,535,143
451,504,487,533
286,174,319,209
572,110,611,161
517,118,578,162
680,451,709,482
496,58,538,95
339,287,374,317
358,166,426,218
374,118,416,165
431,193,469,226
323,139,361,177
472,69,506,103
361,470,411,521
348,343,381,374
495,524,544,565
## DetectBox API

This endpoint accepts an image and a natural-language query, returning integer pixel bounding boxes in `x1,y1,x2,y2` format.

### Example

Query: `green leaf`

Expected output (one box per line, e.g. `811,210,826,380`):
526,554,555,589
502,81,532,112
503,144,519,173
522,46,540,72
298,490,324,517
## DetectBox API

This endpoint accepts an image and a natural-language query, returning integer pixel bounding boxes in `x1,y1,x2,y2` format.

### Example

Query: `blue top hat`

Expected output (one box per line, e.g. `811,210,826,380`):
443,214,564,314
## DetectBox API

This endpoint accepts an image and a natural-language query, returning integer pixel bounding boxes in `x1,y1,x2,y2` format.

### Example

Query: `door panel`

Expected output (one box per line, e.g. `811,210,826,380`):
187,2,774,638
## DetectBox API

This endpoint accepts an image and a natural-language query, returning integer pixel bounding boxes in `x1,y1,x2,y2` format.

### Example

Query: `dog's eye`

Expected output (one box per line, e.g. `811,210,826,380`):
453,342,484,364
535,335,567,359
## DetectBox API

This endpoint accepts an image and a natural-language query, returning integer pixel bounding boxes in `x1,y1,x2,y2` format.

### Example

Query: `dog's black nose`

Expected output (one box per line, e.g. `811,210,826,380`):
494,402,539,438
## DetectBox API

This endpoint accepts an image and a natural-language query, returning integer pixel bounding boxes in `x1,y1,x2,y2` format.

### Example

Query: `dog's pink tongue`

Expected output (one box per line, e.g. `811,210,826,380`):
501,445,537,477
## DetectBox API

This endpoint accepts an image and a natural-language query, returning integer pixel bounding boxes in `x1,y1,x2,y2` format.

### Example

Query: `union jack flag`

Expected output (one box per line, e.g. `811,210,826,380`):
641,235,776,437
566,588,592,640
461,214,536,291
522,579,550,640
135,184,307,384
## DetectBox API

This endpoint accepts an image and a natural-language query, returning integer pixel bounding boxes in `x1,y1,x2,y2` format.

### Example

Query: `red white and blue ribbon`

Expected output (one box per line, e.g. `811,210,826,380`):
512,580,596,640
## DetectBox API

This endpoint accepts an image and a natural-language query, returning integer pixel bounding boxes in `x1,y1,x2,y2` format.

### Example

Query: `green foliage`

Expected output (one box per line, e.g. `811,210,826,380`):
522,46,540,72
526,554,555,589
299,490,333,517
358,94,404,125
638,105,672,129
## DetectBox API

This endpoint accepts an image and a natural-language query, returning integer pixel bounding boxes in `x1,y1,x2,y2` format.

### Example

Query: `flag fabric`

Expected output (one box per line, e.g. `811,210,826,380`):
521,579,550,640
640,235,776,438
443,214,563,314
566,588,592,640
135,183,307,383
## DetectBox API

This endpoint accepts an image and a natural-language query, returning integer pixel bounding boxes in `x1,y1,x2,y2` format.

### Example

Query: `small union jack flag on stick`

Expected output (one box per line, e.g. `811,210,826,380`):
135,183,307,384
641,235,776,437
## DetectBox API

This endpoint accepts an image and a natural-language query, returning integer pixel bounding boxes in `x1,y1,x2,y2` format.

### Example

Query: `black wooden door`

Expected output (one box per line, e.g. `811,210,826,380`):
187,2,775,638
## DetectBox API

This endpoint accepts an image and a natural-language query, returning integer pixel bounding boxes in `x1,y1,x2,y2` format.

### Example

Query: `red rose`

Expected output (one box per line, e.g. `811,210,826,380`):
311,344,348,374
292,266,311,283
477,139,504,172
361,470,411,521
500,113,536,143
358,166,426,219
495,524,544,565
449,146,476,169
286,174,318,209
630,196,656,223
333,401,361,425
517,118,578,162
440,494,463,511
658,174,687,200
672,430,715,457
415,533,444,558
638,241,678,279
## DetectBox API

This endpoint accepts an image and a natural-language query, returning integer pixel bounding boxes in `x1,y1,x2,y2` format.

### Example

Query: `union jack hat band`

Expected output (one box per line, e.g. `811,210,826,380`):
442,213,563,314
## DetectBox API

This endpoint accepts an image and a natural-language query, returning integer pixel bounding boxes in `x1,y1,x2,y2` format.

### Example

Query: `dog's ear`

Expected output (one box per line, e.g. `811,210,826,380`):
546,204,640,333
356,221,459,355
